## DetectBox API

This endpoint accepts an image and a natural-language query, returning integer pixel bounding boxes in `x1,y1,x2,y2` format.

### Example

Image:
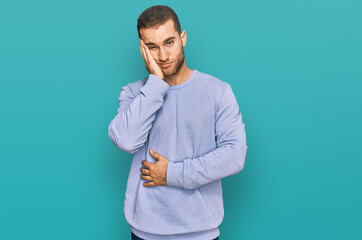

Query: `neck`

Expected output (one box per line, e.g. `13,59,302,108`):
164,62,193,86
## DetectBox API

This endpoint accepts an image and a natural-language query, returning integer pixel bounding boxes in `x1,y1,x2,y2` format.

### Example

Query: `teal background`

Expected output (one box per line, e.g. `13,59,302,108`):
1,0,361,239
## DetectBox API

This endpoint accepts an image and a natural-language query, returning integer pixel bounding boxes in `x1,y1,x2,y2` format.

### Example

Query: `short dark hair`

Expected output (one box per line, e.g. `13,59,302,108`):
137,5,181,39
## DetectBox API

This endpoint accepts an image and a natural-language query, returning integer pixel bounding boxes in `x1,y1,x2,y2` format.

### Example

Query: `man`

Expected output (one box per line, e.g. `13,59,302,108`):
108,5,248,240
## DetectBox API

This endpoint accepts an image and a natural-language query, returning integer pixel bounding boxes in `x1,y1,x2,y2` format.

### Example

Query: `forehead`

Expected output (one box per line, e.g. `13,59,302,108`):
140,19,178,44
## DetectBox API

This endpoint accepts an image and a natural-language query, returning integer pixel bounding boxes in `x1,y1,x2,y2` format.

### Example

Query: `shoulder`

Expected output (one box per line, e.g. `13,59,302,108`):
195,69,231,101
120,77,148,98
196,69,230,89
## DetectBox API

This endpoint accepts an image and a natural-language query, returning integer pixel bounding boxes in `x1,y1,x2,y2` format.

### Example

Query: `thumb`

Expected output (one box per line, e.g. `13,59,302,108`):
150,149,161,160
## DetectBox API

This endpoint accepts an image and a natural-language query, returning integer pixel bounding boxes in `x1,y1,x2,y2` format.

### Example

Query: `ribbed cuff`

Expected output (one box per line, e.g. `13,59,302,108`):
166,161,184,188
140,74,169,99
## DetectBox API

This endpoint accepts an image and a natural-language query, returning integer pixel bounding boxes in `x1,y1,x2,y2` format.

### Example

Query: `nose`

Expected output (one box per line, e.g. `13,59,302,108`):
158,47,168,62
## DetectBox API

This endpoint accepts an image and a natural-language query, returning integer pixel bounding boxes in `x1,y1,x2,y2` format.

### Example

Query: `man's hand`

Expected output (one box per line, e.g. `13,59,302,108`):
139,38,165,80
140,149,169,187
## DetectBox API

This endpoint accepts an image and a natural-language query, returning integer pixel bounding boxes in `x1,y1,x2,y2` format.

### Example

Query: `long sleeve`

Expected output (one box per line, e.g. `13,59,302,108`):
108,74,170,153
166,83,248,189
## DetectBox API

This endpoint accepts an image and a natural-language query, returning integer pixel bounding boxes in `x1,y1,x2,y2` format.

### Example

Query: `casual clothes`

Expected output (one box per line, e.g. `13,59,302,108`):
108,69,248,240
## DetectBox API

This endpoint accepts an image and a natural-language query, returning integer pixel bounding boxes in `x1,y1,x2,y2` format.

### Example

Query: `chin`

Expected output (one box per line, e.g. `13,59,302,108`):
164,68,177,77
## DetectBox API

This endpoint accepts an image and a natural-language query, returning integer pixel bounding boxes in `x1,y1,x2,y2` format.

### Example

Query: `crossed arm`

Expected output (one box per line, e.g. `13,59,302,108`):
165,84,247,189
108,76,248,190
108,74,169,153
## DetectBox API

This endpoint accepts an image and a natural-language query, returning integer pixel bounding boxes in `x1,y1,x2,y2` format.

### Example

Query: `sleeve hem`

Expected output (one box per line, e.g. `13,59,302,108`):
166,161,184,188
140,74,169,99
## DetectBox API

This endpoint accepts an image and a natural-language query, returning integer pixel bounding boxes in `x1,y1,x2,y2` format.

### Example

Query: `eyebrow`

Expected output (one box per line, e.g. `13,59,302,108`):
144,37,176,46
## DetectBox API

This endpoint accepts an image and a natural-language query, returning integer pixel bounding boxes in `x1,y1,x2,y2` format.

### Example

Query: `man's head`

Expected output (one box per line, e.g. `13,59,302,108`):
137,5,187,78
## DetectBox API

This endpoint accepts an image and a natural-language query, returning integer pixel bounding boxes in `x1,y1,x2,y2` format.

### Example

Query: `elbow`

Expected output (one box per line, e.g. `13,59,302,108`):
234,154,245,174
238,145,248,173
237,158,245,173
232,144,248,174
119,145,139,154
108,120,140,154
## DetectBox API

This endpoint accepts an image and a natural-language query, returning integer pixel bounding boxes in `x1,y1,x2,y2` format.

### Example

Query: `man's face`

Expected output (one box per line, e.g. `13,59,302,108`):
140,19,186,77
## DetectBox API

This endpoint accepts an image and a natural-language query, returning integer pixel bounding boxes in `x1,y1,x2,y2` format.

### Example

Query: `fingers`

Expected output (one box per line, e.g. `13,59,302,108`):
139,38,149,64
140,174,152,181
139,41,143,60
139,38,143,56
142,41,153,61
140,38,157,66
143,45,149,63
143,181,155,187
150,149,162,160
139,39,164,79
140,167,150,175
141,160,151,168
140,166,155,187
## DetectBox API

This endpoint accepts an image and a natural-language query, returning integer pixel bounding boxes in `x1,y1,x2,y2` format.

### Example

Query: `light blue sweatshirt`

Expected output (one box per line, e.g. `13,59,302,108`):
108,69,248,240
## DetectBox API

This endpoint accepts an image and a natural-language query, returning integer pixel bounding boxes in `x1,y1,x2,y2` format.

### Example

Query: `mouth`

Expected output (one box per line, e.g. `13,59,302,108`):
160,62,172,68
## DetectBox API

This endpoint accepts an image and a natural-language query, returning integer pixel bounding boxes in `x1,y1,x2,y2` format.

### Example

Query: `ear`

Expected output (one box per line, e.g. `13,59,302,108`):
180,30,187,47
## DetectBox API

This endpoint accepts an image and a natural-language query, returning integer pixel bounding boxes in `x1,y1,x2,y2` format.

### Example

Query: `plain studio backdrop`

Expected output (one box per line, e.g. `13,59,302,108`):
0,0,361,239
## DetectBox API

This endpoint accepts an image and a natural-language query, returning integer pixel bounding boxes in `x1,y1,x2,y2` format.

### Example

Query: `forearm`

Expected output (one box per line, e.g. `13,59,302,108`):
108,74,169,153
166,121,248,189
166,83,248,189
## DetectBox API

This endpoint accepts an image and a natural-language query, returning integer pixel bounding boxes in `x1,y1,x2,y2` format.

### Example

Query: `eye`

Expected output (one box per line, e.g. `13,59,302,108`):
166,41,174,46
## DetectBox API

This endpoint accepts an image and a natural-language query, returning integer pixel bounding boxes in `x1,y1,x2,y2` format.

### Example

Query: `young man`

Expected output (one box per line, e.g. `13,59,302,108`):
108,5,248,240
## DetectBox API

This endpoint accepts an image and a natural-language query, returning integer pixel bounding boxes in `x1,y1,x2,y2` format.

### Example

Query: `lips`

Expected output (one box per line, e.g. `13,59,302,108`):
160,62,172,67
